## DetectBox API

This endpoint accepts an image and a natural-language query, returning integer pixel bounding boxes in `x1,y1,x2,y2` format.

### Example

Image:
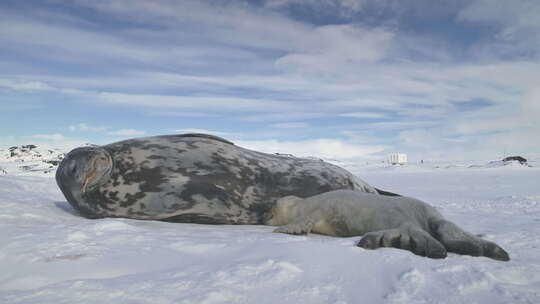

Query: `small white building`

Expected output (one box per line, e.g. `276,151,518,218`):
388,153,408,165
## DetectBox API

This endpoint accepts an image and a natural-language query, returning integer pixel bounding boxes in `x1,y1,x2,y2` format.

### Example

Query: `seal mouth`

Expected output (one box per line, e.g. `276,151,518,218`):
56,146,113,218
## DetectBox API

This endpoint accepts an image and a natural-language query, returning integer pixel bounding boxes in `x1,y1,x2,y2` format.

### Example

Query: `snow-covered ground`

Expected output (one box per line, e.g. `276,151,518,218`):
1,157,539,303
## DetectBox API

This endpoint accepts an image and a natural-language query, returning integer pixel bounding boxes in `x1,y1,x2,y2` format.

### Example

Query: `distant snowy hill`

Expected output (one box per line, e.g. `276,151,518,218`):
327,157,535,178
0,142,536,178
0,145,65,176
479,159,532,168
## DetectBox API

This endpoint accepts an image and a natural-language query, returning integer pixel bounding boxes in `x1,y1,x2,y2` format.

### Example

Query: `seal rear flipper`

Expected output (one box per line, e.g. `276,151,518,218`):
431,219,510,261
357,227,447,259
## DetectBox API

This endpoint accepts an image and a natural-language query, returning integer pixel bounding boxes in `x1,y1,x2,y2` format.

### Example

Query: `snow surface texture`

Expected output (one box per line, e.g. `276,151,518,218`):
1,153,539,303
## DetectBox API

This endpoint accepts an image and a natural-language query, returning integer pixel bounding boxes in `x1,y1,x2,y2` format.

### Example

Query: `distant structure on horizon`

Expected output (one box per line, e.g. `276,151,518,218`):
388,153,408,165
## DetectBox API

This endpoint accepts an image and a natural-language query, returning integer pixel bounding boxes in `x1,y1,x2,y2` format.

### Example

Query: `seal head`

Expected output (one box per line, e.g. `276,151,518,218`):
56,146,113,218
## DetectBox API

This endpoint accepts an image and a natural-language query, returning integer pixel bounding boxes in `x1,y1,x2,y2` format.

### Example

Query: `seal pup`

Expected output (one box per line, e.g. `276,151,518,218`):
268,190,510,261
56,134,379,224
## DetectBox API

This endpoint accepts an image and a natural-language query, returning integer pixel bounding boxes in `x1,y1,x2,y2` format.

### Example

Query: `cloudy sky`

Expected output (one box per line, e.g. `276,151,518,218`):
1,0,539,162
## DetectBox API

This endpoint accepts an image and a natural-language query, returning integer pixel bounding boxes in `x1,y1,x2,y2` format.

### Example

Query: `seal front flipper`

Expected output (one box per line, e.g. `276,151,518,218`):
357,226,447,259
431,219,510,261
273,219,314,235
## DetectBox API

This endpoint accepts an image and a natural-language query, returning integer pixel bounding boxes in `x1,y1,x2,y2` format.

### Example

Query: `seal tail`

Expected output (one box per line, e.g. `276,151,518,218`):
375,188,401,197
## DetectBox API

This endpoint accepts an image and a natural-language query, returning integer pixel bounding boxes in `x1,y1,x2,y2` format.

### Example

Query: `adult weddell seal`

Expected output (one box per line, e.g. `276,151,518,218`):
56,133,509,261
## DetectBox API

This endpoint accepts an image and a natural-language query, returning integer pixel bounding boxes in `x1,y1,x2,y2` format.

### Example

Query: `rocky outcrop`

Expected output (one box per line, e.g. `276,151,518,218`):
503,156,527,164
0,145,65,175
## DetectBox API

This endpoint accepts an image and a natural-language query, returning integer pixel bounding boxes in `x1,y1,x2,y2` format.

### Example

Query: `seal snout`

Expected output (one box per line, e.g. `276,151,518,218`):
56,146,113,218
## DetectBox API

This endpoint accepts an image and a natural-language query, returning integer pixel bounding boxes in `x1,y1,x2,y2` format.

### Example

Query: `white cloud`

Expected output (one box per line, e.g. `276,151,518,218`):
522,87,540,125
3,58,538,163
0,103,42,112
106,129,146,136
452,118,519,136
458,0,540,30
0,14,170,65
339,112,386,119
147,111,220,118
236,138,386,160
0,78,54,91
67,124,147,139
5,134,87,151
364,120,437,131
97,92,297,113
458,0,540,59
275,25,394,72
29,134,67,141
265,0,366,17
239,112,327,122
2,1,540,161
68,123,107,132
172,129,231,136
1,1,395,75
270,122,310,129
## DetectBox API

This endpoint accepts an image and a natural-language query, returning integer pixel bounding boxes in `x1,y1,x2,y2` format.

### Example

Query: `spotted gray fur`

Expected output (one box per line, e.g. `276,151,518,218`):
56,133,378,224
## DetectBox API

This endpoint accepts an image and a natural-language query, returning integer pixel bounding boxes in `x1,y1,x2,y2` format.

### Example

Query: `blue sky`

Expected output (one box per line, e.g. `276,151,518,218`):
1,0,539,162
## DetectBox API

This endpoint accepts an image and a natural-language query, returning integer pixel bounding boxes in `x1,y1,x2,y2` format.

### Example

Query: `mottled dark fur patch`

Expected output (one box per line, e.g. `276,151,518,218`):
60,133,375,223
